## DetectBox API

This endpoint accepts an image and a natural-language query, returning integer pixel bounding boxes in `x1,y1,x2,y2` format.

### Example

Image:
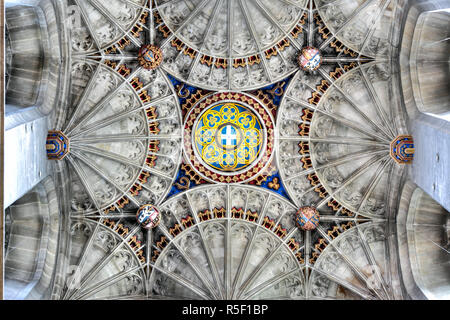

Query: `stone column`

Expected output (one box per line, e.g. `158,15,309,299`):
5,3,49,109
410,113,450,211
4,107,50,208
4,0,68,206
399,0,450,120
4,176,60,300
397,182,450,300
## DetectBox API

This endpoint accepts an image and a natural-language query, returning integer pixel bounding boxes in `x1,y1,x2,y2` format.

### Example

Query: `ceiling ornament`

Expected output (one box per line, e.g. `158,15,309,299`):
136,204,161,229
183,92,274,183
46,130,70,160
193,102,263,172
138,44,163,70
295,206,320,230
267,177,281,191
172,85,281,193
298,46,322,71
390,135,414,164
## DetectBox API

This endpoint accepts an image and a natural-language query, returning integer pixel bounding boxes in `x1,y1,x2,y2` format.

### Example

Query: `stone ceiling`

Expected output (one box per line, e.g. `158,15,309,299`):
52,0,410,299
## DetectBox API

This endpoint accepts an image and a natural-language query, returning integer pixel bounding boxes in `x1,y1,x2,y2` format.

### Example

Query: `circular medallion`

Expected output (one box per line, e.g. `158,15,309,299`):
136,204,161,229
194,102,263,172
298,47,322,71
184,92,274,183
138,45,163,70
295,206,320,231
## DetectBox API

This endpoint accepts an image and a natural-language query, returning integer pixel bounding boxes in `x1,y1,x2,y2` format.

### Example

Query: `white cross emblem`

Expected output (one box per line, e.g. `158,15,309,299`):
221,125,237,146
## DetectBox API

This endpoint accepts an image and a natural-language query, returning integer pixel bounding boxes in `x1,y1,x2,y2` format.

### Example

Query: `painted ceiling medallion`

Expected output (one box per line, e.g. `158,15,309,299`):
194,102,263,172
184,92,274,183
298,47,322,71
138,44,163,70
136,204,161,229
390,135,414,164
295,206,320,231
46,130,69,160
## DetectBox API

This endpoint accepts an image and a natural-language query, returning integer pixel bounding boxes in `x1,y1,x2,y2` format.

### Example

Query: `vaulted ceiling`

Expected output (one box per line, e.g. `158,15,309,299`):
6,0,425,300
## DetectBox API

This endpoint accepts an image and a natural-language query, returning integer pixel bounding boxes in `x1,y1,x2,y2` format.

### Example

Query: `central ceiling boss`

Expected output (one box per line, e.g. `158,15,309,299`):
183,92,275,183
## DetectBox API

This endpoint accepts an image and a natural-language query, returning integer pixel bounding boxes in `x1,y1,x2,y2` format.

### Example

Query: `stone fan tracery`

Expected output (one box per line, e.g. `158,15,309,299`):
48,0,408,300
68,0,148,54
277,62,403,220
59,186,396,300
153,0,309,90
64,61,183,216
315,0,395,57
150,185,304,300
275,0,406,221
62,218,147,299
